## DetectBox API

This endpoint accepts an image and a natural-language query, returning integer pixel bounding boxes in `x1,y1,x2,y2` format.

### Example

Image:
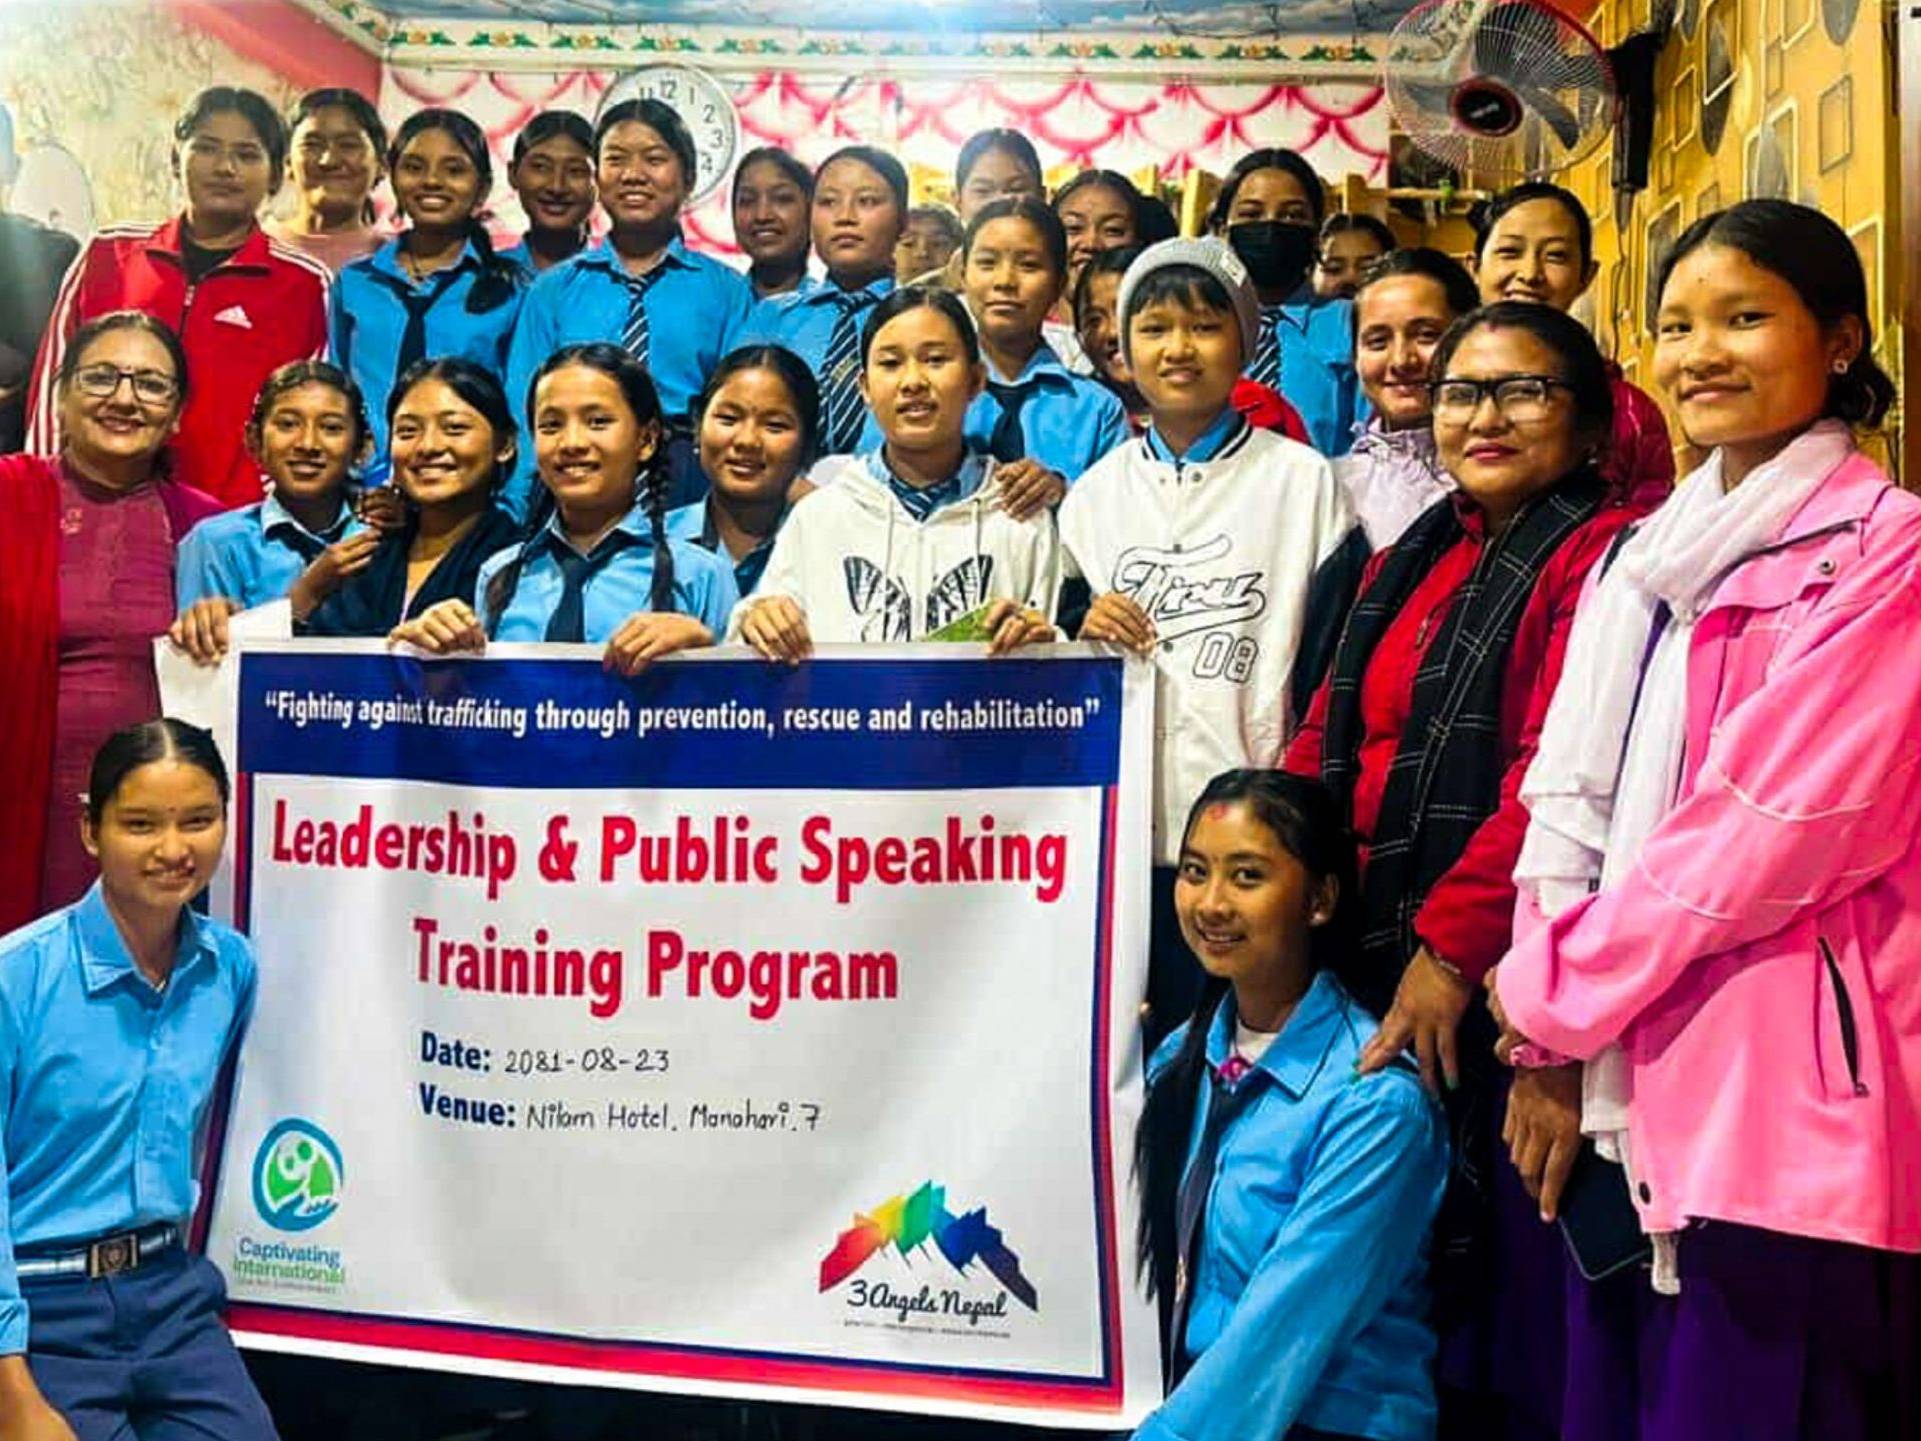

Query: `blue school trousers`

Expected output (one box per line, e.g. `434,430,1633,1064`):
23,1248,277,1440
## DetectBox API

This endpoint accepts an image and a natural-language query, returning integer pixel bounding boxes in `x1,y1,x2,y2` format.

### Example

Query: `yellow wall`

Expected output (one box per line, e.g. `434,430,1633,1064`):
1575,0,1900,471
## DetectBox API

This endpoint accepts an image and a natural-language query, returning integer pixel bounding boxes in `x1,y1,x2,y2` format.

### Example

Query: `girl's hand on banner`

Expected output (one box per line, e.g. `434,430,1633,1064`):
168,597,242,668
604,613,714,676
992,459,1067,521
740,597,813,665
1359,945,1473,1093
1078,592,1156,654
389,600,487,656
982,599,1056,655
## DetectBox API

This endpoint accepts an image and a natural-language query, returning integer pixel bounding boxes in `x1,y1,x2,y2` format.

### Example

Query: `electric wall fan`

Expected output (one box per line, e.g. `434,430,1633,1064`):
1384,0,1617,180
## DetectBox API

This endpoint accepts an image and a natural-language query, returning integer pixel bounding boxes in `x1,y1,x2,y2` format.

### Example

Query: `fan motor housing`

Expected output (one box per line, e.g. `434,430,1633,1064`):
1451,79,1526,137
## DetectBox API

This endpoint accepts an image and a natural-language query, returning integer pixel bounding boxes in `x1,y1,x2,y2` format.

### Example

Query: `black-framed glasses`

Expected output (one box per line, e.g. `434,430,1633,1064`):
1430,374,1572,421
70,364,180,406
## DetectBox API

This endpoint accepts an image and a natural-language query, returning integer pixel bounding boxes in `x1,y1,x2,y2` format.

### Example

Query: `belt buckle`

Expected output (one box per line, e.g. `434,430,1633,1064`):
86,1233,138,1280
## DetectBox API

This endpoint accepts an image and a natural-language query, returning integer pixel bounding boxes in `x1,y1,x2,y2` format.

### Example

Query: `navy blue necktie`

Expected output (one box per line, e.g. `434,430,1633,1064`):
544,530,640,643
1167,1062,1259,1381
394,285,440,394
986,380,1035,463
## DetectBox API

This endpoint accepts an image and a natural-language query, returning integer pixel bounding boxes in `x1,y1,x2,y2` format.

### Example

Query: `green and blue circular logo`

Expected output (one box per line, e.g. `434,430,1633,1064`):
252,1119,343,1232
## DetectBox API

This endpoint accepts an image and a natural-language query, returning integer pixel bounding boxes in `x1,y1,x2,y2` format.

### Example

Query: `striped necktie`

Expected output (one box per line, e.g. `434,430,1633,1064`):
1247,304,1285,389
820,291,869,455
619,265,671,368
986,379,1036,462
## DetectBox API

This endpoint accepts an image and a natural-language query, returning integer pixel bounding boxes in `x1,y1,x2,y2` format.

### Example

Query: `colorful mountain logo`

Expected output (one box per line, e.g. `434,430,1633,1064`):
819,1181,1038,1310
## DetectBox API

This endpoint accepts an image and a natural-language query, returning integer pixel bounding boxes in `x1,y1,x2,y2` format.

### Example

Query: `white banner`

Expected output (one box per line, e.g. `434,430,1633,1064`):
190,641,1161,1427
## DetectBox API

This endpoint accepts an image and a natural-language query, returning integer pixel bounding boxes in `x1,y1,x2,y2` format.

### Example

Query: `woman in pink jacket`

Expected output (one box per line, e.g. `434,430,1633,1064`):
1491,199,1916,1441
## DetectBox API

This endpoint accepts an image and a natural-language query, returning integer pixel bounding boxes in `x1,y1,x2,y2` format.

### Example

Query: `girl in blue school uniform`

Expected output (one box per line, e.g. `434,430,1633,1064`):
665,344,819,599
1207,148,1364,457
499,109,596,276
389,342,734,671
504,99,755,519
168,361,377,663
959,195,1129,517
1134,768,1448,1441
0,718,275,1441
741,145,908,459
330,108,527,484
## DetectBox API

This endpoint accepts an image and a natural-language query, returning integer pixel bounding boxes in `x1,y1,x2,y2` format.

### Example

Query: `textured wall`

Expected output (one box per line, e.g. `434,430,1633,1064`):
1576,0,1899,470
0,1,304,230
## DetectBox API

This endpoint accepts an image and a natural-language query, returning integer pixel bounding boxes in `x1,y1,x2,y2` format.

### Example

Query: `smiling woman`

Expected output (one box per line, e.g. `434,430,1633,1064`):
1286,300,1654,1439
0,718,280,1440
0,313,225,931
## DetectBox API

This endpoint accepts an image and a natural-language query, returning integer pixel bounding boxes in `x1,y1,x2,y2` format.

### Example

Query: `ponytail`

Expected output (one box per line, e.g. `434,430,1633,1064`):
464,218,522,315
1135,976,1230,1320
642,444,676,615
482,489,554,637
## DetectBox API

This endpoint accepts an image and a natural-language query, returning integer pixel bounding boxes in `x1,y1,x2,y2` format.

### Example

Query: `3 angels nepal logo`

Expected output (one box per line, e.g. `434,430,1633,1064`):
252,1119,344,1232
1114,534,1268,643
820,1181,1038,1310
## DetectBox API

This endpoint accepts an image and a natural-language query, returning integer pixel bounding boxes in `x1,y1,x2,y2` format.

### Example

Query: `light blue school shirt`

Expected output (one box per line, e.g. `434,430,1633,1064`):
1145,407,1246,465
174,494,359,608
0,883,257,1352
1257,291,1365,458
474,501,740,643
502,234,755,518
741,273,893,377
663,499,786,598
740,275,891,454
1134,971,1447,1441
963,345,1129,483
330,237,528,482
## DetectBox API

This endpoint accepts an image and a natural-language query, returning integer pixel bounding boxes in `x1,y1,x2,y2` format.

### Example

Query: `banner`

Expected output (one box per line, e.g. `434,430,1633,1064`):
196,641,1161,1426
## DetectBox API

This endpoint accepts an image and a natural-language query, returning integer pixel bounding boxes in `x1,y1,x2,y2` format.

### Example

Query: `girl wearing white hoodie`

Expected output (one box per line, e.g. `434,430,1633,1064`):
732,286,1060,656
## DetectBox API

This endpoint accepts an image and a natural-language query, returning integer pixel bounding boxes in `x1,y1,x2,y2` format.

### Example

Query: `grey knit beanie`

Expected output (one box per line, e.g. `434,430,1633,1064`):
1115,235,1261,368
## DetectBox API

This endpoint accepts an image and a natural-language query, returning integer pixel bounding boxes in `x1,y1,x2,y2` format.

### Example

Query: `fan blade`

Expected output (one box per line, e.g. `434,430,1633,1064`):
1510,83,1584,148
1395,79,1465,121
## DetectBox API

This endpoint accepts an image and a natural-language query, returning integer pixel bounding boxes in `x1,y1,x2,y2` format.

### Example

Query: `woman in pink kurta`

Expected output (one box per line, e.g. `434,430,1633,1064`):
0,311,219,928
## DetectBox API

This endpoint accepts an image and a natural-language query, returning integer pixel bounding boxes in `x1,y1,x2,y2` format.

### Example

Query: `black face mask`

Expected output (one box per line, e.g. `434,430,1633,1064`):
1226,220,1317,295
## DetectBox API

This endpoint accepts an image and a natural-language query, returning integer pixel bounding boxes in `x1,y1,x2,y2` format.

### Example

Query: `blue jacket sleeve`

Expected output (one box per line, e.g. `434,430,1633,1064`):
1133,1075,1446,1441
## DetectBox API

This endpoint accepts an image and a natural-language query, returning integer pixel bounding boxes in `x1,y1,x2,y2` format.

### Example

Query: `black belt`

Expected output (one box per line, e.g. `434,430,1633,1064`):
15,1221,182,1280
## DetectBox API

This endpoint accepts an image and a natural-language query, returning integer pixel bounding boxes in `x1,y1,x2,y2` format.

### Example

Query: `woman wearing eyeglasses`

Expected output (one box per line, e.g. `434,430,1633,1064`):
1285,301,1658,1441
0,312,222,933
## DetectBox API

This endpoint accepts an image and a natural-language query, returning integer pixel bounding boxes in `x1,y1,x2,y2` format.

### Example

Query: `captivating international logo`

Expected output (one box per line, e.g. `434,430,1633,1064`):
819,1181,1038,1310
252,1119,344,1232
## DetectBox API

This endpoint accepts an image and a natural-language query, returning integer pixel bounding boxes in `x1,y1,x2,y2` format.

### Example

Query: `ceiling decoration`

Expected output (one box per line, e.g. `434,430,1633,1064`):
318,0,1419,36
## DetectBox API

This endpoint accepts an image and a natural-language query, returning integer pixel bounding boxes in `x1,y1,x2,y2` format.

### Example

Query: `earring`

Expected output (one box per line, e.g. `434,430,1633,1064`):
1834,358,1851,374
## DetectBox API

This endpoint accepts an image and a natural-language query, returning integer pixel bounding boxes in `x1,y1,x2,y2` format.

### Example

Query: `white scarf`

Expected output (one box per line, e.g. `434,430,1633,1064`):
1512,421,1855,1289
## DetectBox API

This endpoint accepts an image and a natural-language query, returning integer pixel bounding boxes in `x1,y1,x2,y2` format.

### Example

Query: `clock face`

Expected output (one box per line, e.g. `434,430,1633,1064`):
597,65,740,204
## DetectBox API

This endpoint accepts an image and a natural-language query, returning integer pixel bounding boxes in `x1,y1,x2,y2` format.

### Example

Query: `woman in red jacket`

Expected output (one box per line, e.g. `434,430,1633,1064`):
26,86,330,510
0,312,223,931
1286,301,1655,1441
